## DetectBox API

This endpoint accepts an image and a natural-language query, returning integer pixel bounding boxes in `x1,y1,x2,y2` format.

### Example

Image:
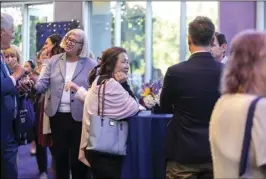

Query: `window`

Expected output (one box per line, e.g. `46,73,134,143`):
152,2,181,81
1,6,23,50
264,2,266,29
85,1,219,98
88,1,116,58
28,3,54,61
186,2,219,58
121,1,146,98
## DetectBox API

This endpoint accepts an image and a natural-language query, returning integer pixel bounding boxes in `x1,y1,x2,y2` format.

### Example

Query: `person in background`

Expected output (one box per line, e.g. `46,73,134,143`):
24,60,35,74
23,60,37,156
42,33,64,58
160,16,223,179
32,34,64,179
210,30,266,178
29,29,96,179
29,49,52,179
1,12,26,179
34,49,47,74
3,44,23,69
210,32,228,64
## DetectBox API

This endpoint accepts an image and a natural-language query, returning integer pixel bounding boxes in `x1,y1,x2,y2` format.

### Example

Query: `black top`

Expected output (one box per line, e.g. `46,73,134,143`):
160,52,224,164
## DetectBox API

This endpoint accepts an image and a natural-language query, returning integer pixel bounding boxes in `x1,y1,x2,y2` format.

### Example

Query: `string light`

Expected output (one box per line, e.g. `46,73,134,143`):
36,19,80,52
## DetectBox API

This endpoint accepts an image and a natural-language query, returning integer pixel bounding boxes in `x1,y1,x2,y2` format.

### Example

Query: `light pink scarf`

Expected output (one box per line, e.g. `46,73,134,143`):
86,77,139,119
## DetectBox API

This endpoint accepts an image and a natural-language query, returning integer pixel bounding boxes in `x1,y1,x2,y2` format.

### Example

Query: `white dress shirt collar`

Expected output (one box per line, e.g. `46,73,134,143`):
221,56,228,64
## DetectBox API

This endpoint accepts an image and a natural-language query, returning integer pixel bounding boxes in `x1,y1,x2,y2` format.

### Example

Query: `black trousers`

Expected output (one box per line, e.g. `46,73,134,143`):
86,150,124,179
33,103,55,174
50,112,89,179
33,121,55,174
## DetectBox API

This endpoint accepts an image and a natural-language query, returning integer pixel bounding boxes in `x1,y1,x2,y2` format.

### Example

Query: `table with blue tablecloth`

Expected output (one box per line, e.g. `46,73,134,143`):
121,111,172,179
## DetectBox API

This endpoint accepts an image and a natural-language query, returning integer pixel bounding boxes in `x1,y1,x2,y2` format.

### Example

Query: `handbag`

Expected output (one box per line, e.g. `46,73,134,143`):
87,79,128,156
239,96,264,178
14,94,35,145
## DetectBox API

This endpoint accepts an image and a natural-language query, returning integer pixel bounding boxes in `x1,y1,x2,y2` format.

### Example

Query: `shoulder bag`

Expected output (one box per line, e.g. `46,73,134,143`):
87,79,128,155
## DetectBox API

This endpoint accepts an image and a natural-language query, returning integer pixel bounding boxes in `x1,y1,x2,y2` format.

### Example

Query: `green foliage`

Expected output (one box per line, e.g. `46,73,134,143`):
120,2,146,75
13,24,22,47
29,16,47,62
152,16,180,77
11,16,48,62
119,2,180,81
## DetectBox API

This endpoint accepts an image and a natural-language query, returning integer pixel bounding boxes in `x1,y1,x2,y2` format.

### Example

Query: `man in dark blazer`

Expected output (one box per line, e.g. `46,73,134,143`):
1,13,26,179
160,16,223,179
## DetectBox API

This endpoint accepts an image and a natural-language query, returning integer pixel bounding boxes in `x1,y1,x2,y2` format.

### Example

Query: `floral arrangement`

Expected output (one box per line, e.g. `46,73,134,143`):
139,80,162,110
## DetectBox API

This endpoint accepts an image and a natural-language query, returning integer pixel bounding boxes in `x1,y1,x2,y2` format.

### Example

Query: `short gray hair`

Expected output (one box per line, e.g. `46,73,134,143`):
1,13,14,31
60,29,89,58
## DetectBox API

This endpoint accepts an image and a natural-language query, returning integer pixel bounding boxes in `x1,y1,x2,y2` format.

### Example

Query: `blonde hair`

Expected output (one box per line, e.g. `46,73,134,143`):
60,29,88,58
3,44,23,64
221,30,266,96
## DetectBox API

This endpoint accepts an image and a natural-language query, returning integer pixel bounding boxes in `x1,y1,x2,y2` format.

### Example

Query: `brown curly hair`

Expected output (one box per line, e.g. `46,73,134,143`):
221,30,266,96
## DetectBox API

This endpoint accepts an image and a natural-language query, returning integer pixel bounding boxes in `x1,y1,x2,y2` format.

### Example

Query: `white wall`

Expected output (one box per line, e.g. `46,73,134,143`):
265,2,266,29
256,1,265,30
54,1,83,24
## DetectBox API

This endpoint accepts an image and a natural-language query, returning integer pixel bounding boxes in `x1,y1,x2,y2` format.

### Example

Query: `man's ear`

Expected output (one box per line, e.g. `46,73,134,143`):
188,35,192,45
221,43,227,53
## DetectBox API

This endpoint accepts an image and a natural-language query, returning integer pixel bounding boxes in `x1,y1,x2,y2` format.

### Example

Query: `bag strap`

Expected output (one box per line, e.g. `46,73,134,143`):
101,79,107,118
239,96,263,176
97,81,103,116
97,78,108,117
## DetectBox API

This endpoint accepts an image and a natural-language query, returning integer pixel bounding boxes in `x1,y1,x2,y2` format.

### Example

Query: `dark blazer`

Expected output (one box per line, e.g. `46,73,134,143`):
0,61,17,147
160,52,223,164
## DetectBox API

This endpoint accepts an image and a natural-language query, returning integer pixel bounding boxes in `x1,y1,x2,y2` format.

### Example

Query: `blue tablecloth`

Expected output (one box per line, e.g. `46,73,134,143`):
121,111,172,179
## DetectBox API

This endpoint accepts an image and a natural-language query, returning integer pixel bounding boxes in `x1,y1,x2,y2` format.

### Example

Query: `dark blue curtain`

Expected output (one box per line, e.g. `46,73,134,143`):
36,19,80,52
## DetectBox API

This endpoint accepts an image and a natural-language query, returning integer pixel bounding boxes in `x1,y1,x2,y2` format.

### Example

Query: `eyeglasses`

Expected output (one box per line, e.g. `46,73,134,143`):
66,37,83,46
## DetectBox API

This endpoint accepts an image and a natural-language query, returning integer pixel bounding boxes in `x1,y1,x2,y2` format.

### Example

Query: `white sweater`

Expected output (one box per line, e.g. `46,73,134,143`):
210,94,266,178
58,61,78,112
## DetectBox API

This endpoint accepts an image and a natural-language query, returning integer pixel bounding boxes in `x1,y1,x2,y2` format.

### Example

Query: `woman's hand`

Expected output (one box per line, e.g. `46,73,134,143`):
17,76,34,92
114,71,128,84
78,149,90,167
40,48,50,60
65,81,80,92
